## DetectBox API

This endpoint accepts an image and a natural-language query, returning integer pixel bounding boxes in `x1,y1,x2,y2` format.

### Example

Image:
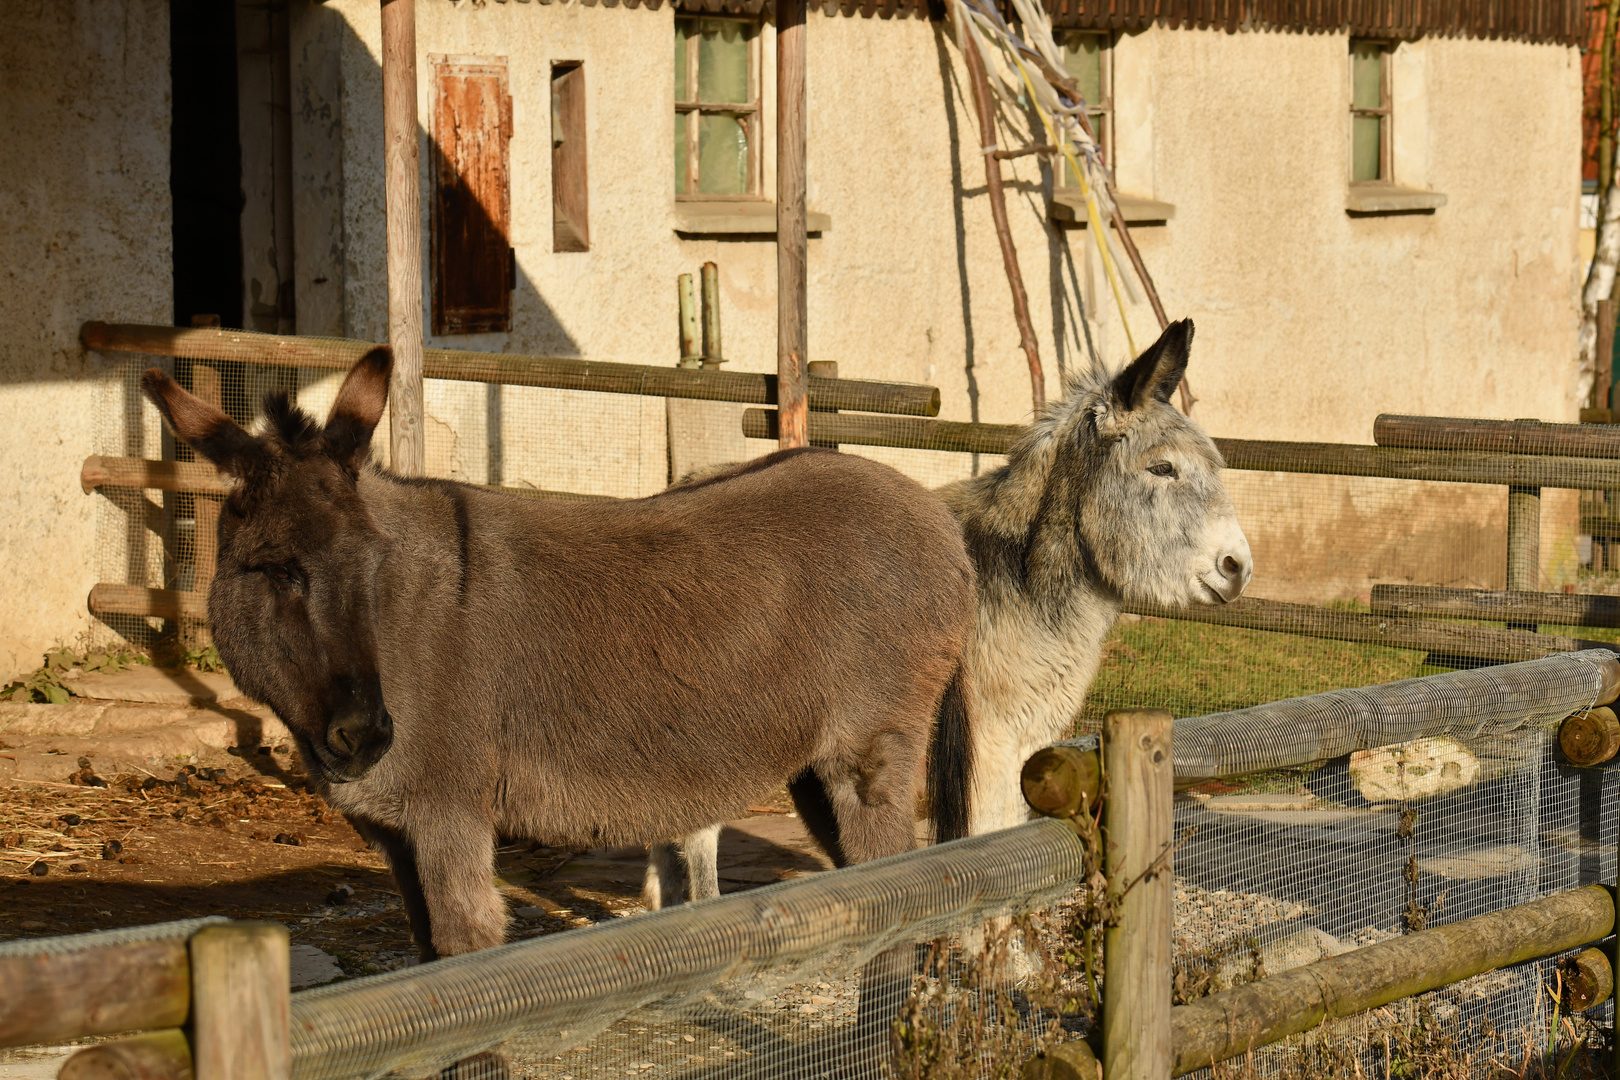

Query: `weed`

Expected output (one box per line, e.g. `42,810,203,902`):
2,647,144,704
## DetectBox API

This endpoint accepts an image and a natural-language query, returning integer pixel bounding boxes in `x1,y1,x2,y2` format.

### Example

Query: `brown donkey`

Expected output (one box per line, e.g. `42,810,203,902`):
141,348,977,961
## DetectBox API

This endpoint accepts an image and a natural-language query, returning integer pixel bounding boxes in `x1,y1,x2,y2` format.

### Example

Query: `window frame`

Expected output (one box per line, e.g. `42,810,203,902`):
1055,30,1113,186
674,15,764,201
1349,39,1393,185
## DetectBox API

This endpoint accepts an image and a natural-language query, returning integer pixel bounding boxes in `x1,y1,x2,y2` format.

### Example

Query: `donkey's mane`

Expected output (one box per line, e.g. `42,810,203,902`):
260,393,328,453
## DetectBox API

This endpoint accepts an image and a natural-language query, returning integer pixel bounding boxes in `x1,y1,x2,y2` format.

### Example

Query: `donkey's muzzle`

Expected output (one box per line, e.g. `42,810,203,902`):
323,708,394,780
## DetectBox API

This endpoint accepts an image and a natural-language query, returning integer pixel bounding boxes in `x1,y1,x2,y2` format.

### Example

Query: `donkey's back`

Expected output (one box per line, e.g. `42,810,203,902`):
357,447,975,851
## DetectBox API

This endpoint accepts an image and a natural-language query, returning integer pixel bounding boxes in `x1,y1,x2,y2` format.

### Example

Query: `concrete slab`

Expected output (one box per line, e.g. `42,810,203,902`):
1418,846,1534,880
289,942,345,988
65,667,246,707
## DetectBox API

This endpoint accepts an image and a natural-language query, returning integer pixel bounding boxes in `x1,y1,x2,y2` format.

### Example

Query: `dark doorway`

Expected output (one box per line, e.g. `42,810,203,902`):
170,0,244,331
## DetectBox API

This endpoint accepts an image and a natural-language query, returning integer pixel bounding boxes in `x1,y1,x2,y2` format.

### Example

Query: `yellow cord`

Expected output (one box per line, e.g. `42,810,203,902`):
1011,55,1137,359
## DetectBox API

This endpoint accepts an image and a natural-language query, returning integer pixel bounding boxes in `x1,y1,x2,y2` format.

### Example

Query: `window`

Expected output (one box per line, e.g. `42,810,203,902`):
674,18,760,198
1350,41,1391,183
551,62,589,252
1058,32,1111,186
432,56,514,335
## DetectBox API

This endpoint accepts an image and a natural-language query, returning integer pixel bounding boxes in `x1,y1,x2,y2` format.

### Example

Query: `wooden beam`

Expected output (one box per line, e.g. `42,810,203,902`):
739,409,1620,489
80,323,941,417
1102,709,1175,1080
776,0,808,449
90,584,208,622
60,1029,193,1080
1122,594,1619,665
1370,585,1620,628
189,923,289,1080
381,0,425,476
1375,413,1620,459
0,937,192,1047
1169,885,1615,1075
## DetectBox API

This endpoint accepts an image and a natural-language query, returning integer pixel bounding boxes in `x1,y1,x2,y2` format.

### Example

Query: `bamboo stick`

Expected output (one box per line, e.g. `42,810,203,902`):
1102,708,1174,1079
1370,585,1620,627
0,938,191,1047
189,923,289,1080
80,323,941,417
955,10,1045,413
1168,885,1616,1075
738,410,1620,488
381,0,424,476
60,1029,193,1080
776,0,809,449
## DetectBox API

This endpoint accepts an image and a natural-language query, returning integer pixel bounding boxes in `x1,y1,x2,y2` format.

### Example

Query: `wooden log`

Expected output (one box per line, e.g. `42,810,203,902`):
60,1029,193,1080
189,923,289,1080
90,584,208,622
0,937,191,1047
80,323,941,417
1169,884,1616,1076
740,410,1620,488
82,457,230,496
1563,946,1612,1011
1102,708,1174,1080
1121,594,1619,666
776,0,808,449
381,0,425,476
1559,706,1620,766
1374,414,1620,459
1023,1041,1101,1080
1021,736,1101,819
1370,585,1620,628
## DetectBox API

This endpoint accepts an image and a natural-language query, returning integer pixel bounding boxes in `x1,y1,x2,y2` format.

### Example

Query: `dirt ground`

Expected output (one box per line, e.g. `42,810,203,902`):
0,666,833,986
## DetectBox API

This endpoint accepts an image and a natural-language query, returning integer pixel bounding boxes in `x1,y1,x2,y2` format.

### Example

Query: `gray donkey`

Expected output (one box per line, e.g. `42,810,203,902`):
645,319,1251,907
141,348,977,960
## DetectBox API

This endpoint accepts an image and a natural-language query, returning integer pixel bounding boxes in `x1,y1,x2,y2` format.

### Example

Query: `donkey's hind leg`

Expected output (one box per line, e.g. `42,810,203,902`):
642,841,689,911
680,823,723,902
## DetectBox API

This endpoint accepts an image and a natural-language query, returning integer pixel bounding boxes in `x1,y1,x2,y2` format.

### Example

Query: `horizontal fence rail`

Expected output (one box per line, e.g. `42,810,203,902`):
1169,885,1616,1075
1371,585,1620,628
740,410,1620,489
81,322,941,417
1122,594,1620,665
1374,413,1620,460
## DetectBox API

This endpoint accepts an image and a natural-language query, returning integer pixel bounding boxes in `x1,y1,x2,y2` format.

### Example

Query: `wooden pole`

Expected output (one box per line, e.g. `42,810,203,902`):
701,261,724,369
1101,708,1173,1080
955,13,1045,414
1595,298,1616,412
381,0,425,476
1506,485,1541,630
677,274,701,368
1169,885,1615,1075
189,923,290,1080
0,937,192,1047
776,0,808,450
1371,584,1620,627
60,1029,193,1080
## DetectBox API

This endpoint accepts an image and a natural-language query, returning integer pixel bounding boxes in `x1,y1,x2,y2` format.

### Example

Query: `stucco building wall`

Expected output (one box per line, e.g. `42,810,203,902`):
0,2,173,680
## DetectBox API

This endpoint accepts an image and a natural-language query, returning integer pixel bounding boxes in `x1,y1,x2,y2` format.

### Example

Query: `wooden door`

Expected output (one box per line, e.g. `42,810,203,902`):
432,57,513,335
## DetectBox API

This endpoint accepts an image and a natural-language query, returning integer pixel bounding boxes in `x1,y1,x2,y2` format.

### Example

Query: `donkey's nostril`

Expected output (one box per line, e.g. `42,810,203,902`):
328,716,365,758
1222,555,1241,577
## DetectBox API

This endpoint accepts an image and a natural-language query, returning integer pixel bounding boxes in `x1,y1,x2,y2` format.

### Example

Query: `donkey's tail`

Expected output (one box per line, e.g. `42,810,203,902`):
927,661,975,844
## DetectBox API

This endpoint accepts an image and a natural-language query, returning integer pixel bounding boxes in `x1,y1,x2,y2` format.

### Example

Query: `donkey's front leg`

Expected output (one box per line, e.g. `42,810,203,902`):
411,814,507,956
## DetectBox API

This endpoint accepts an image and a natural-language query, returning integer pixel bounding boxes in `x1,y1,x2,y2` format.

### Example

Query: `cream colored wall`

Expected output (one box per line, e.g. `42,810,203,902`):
0,2,173,680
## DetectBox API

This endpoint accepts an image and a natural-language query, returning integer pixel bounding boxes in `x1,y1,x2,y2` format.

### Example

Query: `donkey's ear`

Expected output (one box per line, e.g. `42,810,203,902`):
140,368,262,477
324,346,393,469
1112,319,1194,411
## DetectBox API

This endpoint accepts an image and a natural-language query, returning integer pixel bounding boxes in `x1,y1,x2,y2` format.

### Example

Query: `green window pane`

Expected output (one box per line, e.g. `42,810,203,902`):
697,113,749,194
1352,114,1382,181
1062,33,1103,107
1352,43,1383,110
698,19,750,104
675,112,688,195
675,19,692,103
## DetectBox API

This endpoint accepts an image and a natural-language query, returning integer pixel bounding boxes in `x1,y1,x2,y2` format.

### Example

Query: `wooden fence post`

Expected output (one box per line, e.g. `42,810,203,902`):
1101,708,1174,1080
381,0,425,476
701,261,724,369
189,923,289,1080
775,0,808,450
1506,484,1540,630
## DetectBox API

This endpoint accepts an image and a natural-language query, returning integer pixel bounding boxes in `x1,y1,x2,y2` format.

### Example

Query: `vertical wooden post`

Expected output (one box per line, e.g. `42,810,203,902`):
382,0,425,476
807,359,839,450
189,923,289,1080
701,261,725,369
1596,298,1616,414
1101,708,1173,1080
677,274,701,368
775,0,808,450
1506,484,1541,630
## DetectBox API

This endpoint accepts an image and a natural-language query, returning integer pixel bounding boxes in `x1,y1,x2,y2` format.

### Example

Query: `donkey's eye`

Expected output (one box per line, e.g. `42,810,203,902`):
262,564,304,593
1148,462,1177,478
